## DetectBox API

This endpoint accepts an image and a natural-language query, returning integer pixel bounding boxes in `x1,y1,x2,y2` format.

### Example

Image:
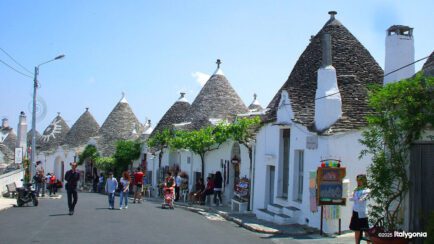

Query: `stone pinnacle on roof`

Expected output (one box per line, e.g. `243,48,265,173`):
265,11,383,134
64,108,100,147
248,93,263,112
178,92,188,103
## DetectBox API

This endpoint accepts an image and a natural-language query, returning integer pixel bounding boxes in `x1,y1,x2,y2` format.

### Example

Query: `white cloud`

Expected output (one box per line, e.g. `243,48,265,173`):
88,77,96,84
191,72,210,87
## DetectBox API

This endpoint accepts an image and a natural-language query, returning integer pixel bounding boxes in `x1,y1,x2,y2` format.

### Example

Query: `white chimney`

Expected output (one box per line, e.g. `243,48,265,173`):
16,111,28,150
314,33,342,131
384,25,415,85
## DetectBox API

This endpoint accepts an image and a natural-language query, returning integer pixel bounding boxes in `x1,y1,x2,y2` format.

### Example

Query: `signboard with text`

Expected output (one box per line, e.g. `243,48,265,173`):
317,166,346,205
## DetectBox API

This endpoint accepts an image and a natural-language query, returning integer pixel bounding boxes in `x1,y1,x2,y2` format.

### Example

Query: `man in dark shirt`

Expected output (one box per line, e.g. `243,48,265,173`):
65,162,80,215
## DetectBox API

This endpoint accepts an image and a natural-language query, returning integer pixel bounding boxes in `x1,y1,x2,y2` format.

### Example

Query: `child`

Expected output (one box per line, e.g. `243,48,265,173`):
105,172,118,209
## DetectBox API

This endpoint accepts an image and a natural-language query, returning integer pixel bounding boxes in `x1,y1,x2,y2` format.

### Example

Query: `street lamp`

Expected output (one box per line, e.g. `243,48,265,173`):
30,54,65,179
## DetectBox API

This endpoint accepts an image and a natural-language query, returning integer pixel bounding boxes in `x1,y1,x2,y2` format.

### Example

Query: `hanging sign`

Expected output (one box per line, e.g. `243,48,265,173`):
316,159,346,205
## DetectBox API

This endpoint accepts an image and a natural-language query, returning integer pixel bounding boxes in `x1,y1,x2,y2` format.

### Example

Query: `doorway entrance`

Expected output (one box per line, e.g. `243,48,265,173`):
267,166,275,205
409,142,434,242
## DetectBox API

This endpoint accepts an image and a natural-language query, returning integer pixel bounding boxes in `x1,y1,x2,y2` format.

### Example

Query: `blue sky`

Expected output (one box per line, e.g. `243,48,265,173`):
1,1,433,132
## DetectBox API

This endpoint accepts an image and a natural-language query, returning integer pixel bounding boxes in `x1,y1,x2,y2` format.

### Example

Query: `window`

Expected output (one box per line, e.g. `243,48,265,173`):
293,150,304,202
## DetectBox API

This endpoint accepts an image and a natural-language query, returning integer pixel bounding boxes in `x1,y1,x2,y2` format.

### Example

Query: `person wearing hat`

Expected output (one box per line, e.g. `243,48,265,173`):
65,162,80,215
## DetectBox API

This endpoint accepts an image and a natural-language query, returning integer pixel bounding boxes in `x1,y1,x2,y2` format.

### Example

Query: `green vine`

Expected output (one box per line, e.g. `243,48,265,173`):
360,72,434,230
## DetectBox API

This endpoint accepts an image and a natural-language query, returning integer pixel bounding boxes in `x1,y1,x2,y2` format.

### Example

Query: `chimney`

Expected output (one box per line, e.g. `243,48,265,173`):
384,25,415,85
16,111,28,151
314,32,342,131
2,118,9,128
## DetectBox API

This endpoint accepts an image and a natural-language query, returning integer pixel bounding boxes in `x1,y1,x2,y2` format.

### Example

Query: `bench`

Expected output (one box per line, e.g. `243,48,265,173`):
231,199,248,212
6,182,17,198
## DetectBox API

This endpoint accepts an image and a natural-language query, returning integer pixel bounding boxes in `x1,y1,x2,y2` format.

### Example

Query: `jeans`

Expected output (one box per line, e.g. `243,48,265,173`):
214,190,222,205
108,193,115,208
35,182,45,197
49,184,57,195
120,191,128,208
67,189,78,212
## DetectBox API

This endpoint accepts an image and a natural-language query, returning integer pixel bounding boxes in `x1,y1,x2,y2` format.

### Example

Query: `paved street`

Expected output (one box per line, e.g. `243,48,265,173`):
0,193,354,244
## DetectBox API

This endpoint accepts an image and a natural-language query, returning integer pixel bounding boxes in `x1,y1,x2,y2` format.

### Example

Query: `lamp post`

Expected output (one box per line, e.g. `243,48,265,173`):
30,54,65,179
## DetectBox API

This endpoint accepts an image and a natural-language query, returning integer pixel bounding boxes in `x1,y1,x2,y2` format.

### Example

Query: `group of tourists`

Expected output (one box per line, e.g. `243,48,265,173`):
188,171,223,206
33,161,61,197
104,167,145,210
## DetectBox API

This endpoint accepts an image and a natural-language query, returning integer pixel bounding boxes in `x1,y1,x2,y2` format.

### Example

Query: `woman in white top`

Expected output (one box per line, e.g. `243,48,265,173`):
119,171,130,210
349,174,371,244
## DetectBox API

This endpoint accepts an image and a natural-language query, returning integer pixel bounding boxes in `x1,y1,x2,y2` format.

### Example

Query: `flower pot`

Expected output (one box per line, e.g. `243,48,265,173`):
369,235,409,244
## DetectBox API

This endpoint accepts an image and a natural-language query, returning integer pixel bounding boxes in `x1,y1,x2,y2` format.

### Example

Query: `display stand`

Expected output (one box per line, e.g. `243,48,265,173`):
231,177,249,212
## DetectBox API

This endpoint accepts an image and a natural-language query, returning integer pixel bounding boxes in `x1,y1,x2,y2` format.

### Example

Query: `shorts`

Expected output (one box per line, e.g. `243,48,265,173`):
134,184,143,192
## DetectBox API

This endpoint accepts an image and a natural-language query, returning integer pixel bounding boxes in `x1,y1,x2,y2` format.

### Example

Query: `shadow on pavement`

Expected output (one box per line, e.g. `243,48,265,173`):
49,213,70,216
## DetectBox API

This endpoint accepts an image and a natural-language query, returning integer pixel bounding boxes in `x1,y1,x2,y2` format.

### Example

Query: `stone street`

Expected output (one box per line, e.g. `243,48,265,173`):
0,193,355,244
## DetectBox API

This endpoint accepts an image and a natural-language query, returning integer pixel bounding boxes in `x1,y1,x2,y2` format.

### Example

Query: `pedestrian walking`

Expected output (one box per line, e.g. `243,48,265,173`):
49,173,57,196
213,171,223,206
105,172,117,209
93,169,99,193
65,162,80,215
98,173,104,193
175,172,182,201
133,167,144,203
349,174,371,244
34,161,45,197
119,171,130,209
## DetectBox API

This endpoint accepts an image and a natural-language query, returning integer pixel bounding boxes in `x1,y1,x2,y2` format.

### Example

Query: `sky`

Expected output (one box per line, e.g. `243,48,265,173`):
1,1,433,133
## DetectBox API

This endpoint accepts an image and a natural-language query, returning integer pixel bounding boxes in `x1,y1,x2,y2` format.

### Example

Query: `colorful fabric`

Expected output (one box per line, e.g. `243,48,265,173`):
309,171,318,212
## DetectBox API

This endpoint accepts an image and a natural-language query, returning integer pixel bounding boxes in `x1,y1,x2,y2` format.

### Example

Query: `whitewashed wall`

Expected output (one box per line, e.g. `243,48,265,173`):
253,121,372,234
0,168,24,196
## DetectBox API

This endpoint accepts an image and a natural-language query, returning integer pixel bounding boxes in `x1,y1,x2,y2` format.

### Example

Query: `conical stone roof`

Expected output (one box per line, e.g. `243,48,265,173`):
152,93,191,136
64,108,100,148
186,60,248,129
2,132,16,151
27,129,41,147
422,51,434,76
98,94,144,156
0,143,14,164
38,113,70,151
265,11,383,134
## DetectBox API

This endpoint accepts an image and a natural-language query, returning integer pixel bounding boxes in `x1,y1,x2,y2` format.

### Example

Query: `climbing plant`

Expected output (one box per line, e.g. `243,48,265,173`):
360,72,434,230
78,144,99,165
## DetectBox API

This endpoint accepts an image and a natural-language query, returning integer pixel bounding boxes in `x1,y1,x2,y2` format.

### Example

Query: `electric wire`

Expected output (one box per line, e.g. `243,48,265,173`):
314,55,430,100
0,59,33,79
0,47,33,75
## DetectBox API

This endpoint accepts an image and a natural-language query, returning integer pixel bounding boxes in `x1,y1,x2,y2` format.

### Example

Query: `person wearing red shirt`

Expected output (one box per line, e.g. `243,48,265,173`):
49,173,57,196
201,176,214,205
133,167,144,203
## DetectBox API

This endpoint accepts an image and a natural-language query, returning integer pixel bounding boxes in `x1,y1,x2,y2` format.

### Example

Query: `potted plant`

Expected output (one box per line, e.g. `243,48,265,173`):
360,73,433,243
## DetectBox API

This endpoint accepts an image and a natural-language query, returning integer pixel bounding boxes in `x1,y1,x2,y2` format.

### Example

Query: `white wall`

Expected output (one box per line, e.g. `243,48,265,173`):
0,168,24,196
253,120,372,234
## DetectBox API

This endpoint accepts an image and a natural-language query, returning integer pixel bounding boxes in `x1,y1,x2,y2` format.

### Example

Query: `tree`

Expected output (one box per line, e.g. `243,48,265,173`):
113,140,142,174
78,145,99,165
94,157,116,172
171,123,230,179
227,116,261,209
147,129,173,169
360,72,434,230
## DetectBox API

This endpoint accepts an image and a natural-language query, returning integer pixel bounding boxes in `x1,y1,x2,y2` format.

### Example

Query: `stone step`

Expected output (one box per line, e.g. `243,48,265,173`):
274,213,295,225
256,208,275,222
283,206,301,219
267,203,284,214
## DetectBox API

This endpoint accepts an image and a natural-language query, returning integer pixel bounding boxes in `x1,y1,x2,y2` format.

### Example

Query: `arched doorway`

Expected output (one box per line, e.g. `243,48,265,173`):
226,143,241,202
